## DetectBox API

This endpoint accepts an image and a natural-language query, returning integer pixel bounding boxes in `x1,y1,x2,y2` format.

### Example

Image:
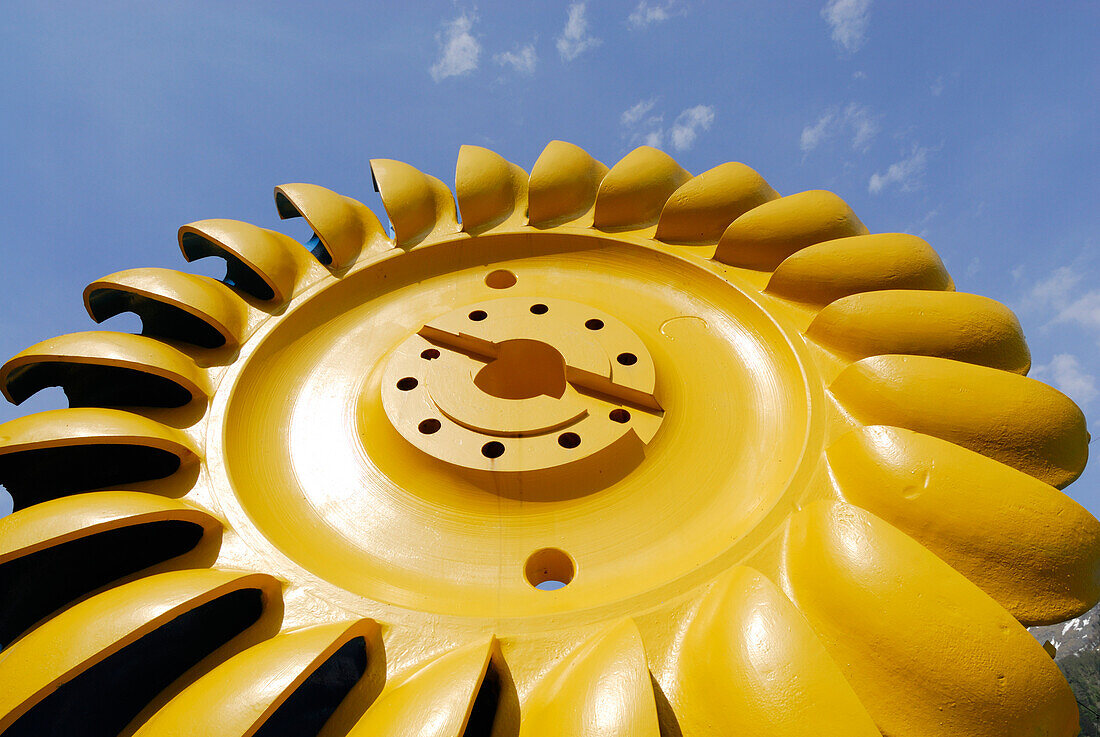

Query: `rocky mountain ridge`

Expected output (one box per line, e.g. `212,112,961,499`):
1031,602,1100,660
1030,603,1100,735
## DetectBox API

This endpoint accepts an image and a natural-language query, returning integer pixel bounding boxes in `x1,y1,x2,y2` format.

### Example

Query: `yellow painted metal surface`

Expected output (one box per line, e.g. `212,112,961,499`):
832,354,1087,488
0,141,1096,735
369,158,460,247
0,407,197,465
456,145,529,234
0,330,208,406
134,620,379,737
765,231,953,304
667,566,880,736
0,491,218,565
592,145,690,229
273,183,388,268
0,570,281,732
807,289,1031,373
784,501,1079,736
828,426,1100,624
178,219,313,304
518,620,659,737
527,140,608,226
655,161,778,244
714,189,868,270
348,638,495,737
83,266,249,349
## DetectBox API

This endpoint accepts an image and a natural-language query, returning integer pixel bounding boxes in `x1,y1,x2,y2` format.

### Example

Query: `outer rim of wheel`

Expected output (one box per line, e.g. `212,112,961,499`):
0,141,1095,737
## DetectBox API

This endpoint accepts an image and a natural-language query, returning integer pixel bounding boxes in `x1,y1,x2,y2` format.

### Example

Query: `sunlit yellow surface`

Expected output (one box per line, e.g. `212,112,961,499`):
0,141,1095,736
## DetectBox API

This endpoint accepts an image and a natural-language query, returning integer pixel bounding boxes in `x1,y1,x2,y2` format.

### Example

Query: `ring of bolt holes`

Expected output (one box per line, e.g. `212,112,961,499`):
400,271,637,455
408,271,627,589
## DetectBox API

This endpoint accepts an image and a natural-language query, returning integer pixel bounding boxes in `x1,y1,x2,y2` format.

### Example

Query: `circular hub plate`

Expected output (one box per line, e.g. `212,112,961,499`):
381,296,662,473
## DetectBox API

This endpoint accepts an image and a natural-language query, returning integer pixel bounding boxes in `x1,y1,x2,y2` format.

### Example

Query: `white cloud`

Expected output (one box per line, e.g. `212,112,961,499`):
620,98,664,147
1056,292,1100,331
430,14,480,81
910,208,938,239
1018,262,1100,399
621,98,658,127
845,103,879,152
931,75,945,96
1022,265,1100,334
494,43,537,74
1027,266,1083,311
800,104,878,153
1016,264,1100,423
669,105,714,151
628,1,684,29
800,111,837,153
1032,354,1099,405
557,3,600,61
966,257,981,277
621,100,714,151
822,0,872,53
868,145,931,194
1023,270,1100,408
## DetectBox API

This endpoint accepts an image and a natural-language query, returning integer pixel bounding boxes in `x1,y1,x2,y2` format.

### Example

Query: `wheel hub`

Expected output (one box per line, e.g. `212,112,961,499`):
380,295,663,475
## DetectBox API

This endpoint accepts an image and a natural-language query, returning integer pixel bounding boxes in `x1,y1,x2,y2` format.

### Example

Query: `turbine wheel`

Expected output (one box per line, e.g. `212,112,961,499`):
0,141,1094,737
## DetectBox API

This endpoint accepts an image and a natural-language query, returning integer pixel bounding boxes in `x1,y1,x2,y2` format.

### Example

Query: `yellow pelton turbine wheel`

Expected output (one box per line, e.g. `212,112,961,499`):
0,142,1096,737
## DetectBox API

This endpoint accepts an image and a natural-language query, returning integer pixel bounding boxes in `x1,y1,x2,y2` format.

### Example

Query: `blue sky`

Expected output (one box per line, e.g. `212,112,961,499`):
0,1,1097,517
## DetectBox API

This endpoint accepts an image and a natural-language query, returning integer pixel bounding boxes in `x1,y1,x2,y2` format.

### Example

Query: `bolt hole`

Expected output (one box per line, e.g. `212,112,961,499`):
557,432,581,449
469,310,488,322
485,269,517,289
418,419,441,434
585,318,604,330
530,303,549,315
525,548,575,590
397,377,418,391
420,349,440,360
617,352,638,366
609,409,631,423
481,441,505,459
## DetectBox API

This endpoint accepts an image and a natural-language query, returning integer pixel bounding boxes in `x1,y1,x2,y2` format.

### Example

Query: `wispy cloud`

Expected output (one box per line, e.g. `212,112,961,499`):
868,144,932,194
621,98,659,127
1056,292,1100,331
800,103,879,153
557,3,600,61
621,98,664,146
430,13,480,81
1020,264,1100,344
822,0,872,53
846,104,879,151
1016,266,1100,415
930,75,945,96
1026,266,1083,311
1032,354,1099,405
669,105,714,150
628,1,684,29
494,42,537,74
801,111,837,153
1021,264,1100,336
911,207,938,239
621,99,714,151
